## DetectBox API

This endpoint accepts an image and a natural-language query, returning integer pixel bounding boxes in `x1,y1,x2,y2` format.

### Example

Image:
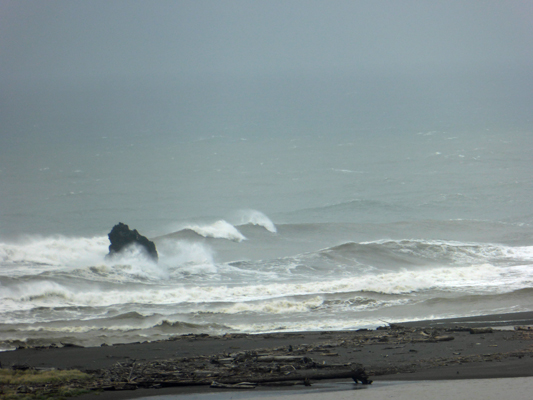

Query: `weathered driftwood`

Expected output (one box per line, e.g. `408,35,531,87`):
89,326,492,393
434,335,454,341
256,356,312,363
469,327,493,334
515,326,533,331
95,352,372,391
411,335,454,343
211,381,257,389
446,326,472,332
133,368,371,388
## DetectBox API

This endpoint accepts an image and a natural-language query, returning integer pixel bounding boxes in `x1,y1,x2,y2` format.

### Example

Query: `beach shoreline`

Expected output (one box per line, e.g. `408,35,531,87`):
2,311,533,399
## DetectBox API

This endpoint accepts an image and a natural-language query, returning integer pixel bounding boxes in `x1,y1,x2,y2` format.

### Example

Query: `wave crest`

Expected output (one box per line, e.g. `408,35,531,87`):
322,239,533,268
234,210,277,233
183,220,246,242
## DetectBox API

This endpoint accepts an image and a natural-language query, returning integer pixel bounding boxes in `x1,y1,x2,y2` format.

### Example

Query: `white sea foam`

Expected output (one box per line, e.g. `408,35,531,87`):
3,262,530,315
0,234,222,283
0,238,168,283
357,239,533,266
160,241,218,275
102,246,169,281
211,296,413,315
220,296,324,315
1,280,77,310
2,231,533,347
227,318,388,334
0,235,109,274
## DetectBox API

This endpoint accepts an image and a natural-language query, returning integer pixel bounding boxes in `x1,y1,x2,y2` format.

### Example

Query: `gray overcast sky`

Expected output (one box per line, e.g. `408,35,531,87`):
1,0,532,83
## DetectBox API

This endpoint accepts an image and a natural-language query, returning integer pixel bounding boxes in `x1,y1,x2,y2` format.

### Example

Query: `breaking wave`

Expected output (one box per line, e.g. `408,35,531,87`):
2,219,533,350
180,220,246,242
234,209,277,233
320,239,533,269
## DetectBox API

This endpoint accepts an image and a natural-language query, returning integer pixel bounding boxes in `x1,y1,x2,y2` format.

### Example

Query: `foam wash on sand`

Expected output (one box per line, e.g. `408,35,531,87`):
1,132,533,350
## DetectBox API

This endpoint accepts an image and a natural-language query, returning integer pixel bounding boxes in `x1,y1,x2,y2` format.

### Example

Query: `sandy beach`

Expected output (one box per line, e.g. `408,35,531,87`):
1,311,533,399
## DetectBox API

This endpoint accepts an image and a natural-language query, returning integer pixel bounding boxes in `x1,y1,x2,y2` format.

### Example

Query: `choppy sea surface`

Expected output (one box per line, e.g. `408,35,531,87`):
1,130,532,351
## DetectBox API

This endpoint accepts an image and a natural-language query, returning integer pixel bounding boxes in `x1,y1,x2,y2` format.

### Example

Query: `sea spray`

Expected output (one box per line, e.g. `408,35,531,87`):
0,235,109,270
159,240,218,276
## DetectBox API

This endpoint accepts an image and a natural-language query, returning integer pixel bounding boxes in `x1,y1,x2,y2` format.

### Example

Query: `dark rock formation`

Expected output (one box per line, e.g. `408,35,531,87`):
107,222,158,261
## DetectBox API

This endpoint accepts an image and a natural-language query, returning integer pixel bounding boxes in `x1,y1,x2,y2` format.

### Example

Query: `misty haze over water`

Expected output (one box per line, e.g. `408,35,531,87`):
2,1,532,148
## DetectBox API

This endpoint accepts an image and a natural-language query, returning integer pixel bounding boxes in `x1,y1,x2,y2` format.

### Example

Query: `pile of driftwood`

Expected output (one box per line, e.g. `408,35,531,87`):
89,349,372,391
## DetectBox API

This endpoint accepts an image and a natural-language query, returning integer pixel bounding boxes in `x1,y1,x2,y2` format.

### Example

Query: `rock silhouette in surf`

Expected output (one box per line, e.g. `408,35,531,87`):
107,222,158,261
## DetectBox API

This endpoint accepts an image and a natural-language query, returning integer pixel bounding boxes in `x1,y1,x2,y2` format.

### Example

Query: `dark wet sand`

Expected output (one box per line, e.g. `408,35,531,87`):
2,311,533,399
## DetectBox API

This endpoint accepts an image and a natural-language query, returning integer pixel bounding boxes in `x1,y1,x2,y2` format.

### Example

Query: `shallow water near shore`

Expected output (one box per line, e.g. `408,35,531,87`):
1,131,533,350
129,378,533,400
135,381,367,400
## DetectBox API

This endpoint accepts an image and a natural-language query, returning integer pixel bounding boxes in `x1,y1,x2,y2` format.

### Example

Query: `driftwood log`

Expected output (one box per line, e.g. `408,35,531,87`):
469,328,493,334
88,351,372,391
151,368,371,388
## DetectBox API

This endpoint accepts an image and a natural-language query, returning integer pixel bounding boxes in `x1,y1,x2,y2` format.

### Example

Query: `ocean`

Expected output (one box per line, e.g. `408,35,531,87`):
1,75,533,351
